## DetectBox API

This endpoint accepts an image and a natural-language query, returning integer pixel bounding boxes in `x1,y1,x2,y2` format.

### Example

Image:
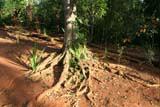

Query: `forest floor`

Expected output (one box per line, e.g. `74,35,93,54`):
0,26,160,107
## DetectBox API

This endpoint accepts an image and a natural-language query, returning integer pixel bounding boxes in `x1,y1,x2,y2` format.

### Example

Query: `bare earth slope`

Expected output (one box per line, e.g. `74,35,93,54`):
0,29,46,106
0,27,160,107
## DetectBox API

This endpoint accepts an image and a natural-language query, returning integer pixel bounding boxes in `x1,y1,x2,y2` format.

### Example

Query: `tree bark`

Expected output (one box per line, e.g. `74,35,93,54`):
63,0,77,51
26,0,33,26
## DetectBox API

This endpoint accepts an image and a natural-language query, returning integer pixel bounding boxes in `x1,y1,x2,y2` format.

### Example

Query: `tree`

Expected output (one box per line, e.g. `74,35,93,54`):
53,0,79,90
26,0,33,24
31,1,93,105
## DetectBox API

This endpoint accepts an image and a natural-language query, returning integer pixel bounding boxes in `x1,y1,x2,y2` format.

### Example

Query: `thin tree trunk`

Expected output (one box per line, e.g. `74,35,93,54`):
26,0,33,27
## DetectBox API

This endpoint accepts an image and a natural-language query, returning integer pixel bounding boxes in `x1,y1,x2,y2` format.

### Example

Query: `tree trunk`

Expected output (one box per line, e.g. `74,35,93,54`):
26,0,33,26
63,0,77,51
13,9,20,29
30,1,93,104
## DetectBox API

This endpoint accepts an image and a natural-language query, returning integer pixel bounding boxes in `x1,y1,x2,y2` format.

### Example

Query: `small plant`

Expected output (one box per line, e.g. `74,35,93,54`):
146,48,155,64
68,32,89,82
117,45,125,64
68,32,88,61
104,47,108,60
144,44,158,65
29,42,45,72
105,48,108,54
43,28,48,37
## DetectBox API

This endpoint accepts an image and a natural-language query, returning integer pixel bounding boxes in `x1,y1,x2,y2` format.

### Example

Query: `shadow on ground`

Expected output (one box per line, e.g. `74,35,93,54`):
89,47,160,80
0,28,62,69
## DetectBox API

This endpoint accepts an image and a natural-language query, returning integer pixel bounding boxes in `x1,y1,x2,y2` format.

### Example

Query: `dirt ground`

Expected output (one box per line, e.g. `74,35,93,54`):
0,26,159,107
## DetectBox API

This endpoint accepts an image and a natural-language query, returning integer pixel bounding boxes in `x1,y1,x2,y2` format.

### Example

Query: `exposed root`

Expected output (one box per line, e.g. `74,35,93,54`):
76,80,88,96
36,52,64,72
50,52,91,94
34,51,71,102
123,73,160,88
109,65,160,88
53,51,70,91
36,54,55,72
27,47,93,106
79,62,88,79
27,52,65,81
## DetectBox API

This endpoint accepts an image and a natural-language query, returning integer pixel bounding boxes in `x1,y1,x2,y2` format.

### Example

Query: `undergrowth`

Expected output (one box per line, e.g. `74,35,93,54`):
65,32,89,88
29,42,45,72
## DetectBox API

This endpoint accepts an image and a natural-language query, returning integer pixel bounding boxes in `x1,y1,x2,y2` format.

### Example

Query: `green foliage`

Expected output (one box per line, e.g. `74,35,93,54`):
77,0,107,41
69,44,88,60
133,16,160,48
0,0,26,24
33,0,64,32
1,0,160,51
116,45,125,64
77,0,107,20
69,32,88,61
145,47,155,64
144,44,160,65
144,0,160,17
29,42,45,72
0,0,63,32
